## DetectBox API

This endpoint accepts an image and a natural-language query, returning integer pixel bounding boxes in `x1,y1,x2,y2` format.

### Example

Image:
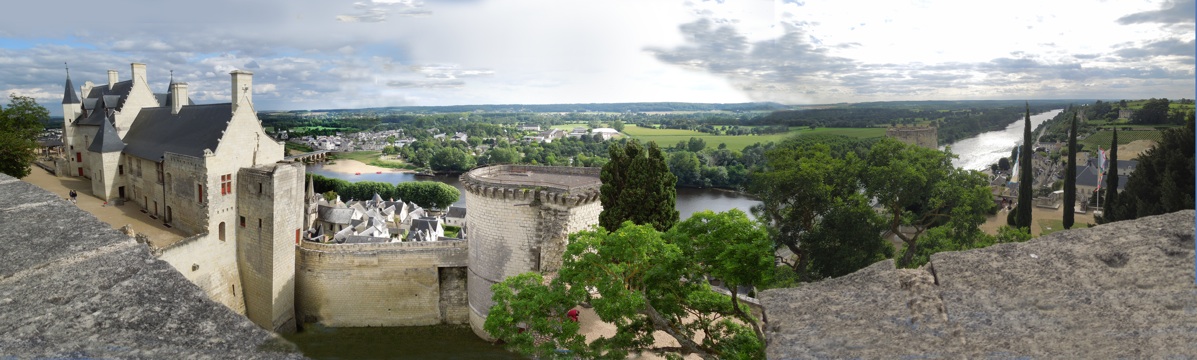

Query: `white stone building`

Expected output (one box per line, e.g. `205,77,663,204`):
58,63,304,333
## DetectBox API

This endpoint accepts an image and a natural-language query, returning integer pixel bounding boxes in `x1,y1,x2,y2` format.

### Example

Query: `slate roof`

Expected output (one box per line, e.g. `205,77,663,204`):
317,205,355,225
85,80,133,100
446,206,466,219
343,235,389,244
62,77,80,104
87,113,125,153
1075,164,1129,191
411,217,441,233
121,104,233,161
76,97,118,126
154,93,194,108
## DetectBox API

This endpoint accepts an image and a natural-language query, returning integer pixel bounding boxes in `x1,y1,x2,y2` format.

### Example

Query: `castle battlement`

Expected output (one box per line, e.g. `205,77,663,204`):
461,165,602,206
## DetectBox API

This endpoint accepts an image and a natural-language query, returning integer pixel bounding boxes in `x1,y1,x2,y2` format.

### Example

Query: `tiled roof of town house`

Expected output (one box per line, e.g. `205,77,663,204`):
410,218,440,233
445,206,466,219
121,104,233,161
87,113,124,153
317,205,355,225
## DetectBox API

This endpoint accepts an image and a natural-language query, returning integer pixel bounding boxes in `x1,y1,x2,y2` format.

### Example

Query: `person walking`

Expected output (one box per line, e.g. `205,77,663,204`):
69,190,77,204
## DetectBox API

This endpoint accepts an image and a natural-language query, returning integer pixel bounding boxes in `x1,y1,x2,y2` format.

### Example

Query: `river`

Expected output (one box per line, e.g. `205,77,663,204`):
306,164,762,220
941,109,1063,171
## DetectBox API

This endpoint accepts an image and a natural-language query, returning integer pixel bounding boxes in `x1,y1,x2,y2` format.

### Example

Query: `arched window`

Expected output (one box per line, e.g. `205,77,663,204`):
219,222,226,241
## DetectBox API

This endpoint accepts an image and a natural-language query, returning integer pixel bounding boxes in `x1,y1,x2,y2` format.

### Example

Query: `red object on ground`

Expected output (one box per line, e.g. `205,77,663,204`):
567,309,579,322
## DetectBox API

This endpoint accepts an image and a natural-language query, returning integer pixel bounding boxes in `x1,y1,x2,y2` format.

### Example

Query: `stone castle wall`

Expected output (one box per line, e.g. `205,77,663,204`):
295,240,469,327
236,162,305,333
886,127,938,149
154,231,247,314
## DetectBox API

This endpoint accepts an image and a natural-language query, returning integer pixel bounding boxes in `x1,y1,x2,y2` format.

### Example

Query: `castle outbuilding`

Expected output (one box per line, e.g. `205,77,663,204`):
58,63,303,333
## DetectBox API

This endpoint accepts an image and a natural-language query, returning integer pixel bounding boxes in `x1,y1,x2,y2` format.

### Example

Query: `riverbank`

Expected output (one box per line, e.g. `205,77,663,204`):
319,159,415,175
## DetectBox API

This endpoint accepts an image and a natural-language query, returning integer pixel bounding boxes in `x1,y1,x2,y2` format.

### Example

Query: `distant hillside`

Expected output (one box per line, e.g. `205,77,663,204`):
305,102,788,114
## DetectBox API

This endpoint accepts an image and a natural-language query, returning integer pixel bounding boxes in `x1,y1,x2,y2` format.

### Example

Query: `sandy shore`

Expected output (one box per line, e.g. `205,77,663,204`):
319,158,414,175
20,165,187,248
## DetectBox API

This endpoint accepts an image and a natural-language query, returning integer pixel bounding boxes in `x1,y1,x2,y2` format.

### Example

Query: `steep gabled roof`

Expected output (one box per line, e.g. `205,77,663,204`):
87,113,124,153
121,104,233,161
155,93,195,108
62,76,80,104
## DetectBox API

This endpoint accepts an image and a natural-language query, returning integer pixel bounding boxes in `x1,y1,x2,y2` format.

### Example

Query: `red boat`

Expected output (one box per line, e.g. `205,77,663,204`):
354,172,361,175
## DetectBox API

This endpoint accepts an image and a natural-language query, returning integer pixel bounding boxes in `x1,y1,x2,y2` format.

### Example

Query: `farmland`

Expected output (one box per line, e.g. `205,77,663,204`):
1078,130,1162,152
622,125,886,150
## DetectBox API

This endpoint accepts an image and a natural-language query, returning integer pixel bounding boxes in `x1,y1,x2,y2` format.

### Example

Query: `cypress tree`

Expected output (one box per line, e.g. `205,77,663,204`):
599,139,679,232
1063,112,1077,229
1102,128,1119,219
1016,103,1033,229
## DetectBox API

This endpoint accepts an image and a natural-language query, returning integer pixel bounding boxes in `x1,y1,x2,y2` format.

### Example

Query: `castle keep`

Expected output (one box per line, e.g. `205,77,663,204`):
59,63,303,332
460,165,604,339
885,126,938,149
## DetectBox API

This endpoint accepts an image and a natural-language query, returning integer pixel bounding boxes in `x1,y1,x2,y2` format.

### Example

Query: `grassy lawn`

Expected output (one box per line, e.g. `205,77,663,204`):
1079,130,1162,150
1038,219,1088,236
285,141,315,153
333,151,418,170
444,225,461,238
624,125,886,151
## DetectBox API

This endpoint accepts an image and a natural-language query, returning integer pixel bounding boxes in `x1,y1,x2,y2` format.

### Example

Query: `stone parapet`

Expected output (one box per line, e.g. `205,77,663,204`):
0,174,304,359
761,210,1197,358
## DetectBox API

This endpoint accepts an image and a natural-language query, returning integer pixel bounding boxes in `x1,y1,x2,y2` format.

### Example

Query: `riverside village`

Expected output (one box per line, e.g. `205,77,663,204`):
3,56,1194,359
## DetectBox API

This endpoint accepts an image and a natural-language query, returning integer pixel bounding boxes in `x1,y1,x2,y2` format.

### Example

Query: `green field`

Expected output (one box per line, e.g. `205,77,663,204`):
1039,219,1089,236
623,125,885,151
1079,130,1162,151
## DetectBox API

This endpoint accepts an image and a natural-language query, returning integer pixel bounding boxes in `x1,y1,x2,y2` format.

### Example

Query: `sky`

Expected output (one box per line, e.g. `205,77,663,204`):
0,0,1193,116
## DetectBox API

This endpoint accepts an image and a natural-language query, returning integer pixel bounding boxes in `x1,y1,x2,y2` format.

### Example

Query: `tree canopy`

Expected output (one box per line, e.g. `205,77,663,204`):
599,140,678,232
1103,120,1195,222
1016,105,1033,229
0,94,48,178
485,213,771,360
393,181,459,209
1064,112,1077,229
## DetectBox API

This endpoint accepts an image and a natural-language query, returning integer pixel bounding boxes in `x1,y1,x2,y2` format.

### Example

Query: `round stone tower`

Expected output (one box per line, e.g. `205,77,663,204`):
461,165,603,339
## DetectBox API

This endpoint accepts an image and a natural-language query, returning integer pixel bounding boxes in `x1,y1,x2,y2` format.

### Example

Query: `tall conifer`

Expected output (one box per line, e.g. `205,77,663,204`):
1102,128,1119,219
1063,111,1077,229
1016,103,1033,229
599,140,679,232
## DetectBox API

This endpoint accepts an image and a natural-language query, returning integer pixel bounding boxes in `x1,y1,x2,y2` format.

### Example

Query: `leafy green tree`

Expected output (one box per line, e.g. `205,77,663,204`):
863,138,995,267
393,181,459,209
0,94,48,178
483,272,589,359
481,147,520,165
749,141,873,280
322,191,337,202
487,220,768,359
667,151,702,186
430,147,476,173
611,119,625,132
998,157,1010,172
599,140,678,232
340,181,395,202
1016,104,1033,229
1101,128,1119,221
1130,98,1170,124
665,209,772,339
801,194,893,278
1103,120,1195,221
687,137,706,152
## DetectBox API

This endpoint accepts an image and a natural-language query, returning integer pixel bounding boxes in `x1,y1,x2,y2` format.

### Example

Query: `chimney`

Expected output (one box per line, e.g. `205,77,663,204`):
131,63,147,85
171,82,188,115
82,81,93,98
107,70,118,89
230,70,253,114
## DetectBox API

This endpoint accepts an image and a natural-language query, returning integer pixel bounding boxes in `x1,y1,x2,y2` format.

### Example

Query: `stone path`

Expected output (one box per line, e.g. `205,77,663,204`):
20,165,186,248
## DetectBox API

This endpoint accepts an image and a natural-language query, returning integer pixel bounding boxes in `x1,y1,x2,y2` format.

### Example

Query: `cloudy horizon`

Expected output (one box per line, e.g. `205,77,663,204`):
1,0,1192,116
